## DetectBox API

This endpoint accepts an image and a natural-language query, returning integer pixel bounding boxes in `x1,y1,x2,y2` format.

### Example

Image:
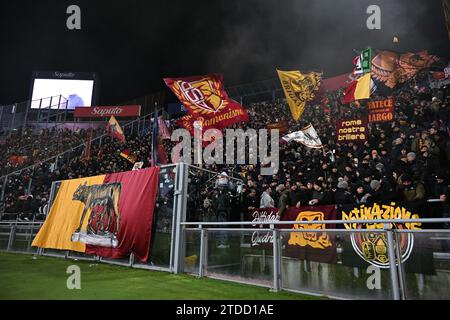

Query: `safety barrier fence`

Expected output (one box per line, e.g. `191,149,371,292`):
1,217,450,300
1,163,449,300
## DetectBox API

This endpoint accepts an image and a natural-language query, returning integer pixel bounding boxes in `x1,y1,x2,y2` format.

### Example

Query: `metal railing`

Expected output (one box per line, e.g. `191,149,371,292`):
180,219,450,300
1,163,450,300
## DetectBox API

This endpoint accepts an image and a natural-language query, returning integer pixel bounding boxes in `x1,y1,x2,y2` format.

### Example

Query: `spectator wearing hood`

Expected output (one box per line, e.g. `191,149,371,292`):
398,173,426,205
309,180,333,206
334,179,354,205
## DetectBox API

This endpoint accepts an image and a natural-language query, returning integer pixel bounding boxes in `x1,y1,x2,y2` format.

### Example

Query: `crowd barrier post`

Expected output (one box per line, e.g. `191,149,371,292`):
271,224,281,292
7,224,16,251
198,225,206,278
173,163,188,274
394,229,407,300
384,223,401,300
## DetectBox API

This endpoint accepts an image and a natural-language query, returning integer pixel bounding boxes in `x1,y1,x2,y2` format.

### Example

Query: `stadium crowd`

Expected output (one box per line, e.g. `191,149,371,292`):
1,75,449,225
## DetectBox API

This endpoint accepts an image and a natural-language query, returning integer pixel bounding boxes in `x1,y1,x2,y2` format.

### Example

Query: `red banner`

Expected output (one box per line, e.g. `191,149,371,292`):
336,119,368,144
321,73,355,92
85,167,160,262
368,98,395,123
247,206,337,263
164,74,249,133
282,206,337,263
74,105,141,118
266,121,289,134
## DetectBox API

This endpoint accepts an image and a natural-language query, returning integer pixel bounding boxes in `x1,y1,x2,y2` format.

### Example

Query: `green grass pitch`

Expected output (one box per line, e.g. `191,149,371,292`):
0,253,319,300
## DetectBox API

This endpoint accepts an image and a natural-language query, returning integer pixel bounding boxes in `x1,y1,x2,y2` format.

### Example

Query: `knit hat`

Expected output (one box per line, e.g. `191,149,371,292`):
337,178,349,189
370,180,381,190
407,152,416,159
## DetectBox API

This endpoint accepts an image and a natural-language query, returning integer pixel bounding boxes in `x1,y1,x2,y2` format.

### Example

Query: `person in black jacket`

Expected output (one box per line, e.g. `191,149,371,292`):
309,180,333,205
334,179,354,205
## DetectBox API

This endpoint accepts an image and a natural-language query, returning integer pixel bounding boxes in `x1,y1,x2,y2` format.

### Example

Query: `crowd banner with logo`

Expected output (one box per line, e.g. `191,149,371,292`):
164,74,249,133
368,98,395,123
339,202,435,274
74,105,141,118
276,69,322,122
32,168,160,262
282,206,337,263
371,50,440,89
282,124,323,149
267,120,289,134
336,119,368,144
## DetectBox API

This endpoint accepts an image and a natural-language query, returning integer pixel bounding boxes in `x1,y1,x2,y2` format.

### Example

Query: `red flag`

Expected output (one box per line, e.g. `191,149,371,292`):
85,167,160,262
85,128,93,160
164,74,249,134
157,139,168,165
158,116,171,140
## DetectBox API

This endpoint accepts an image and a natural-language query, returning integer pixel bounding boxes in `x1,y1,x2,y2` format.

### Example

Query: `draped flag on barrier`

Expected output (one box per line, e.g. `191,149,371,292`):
247,206,337,263
282,206,337,263
164,74,249,133
277,69,322,122
32,167,160,262
338,202,435,274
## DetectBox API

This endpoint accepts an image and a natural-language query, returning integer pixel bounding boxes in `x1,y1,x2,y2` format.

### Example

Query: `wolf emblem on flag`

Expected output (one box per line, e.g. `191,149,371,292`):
71,182,122,248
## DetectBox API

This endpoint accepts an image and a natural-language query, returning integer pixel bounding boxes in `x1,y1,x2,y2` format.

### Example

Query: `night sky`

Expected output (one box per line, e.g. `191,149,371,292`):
0,0,449,105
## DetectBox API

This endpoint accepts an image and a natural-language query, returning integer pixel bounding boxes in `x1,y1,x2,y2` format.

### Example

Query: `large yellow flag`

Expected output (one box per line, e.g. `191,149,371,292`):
277,69,321,121
32,175,106,252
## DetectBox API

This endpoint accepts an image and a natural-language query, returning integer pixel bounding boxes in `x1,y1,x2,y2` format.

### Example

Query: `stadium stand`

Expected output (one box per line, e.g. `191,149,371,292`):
1,72,449,225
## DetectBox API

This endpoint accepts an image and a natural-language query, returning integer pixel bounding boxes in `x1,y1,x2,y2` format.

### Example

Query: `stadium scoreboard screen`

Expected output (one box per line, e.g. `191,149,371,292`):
29,71,99,110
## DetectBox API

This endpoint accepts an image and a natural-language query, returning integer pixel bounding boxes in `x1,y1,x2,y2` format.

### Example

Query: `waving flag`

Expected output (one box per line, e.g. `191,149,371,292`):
282,124,323,149
277,69,322,121
341,73,372,104
164,74,249,134
106,116,126,143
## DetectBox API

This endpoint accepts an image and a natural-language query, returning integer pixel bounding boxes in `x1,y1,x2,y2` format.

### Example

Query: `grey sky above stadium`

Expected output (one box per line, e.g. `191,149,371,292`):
0,0,449,105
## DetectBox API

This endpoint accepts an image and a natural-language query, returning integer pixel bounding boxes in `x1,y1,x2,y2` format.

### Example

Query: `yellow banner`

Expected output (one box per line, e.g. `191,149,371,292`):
32,175,106,252
277,69,321,121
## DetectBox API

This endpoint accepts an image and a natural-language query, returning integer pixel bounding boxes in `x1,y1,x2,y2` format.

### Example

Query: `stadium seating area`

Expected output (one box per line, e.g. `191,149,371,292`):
1,77,449,224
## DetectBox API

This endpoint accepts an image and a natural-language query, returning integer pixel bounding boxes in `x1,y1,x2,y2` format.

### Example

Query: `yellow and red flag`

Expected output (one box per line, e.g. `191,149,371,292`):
106,115,126,143
32,168,160,262
341,73,372,104
164,74,249,133
120,149,137,164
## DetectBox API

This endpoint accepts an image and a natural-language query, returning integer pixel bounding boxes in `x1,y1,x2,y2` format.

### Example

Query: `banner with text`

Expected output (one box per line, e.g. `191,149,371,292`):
368,98,394,123
74,105,141,118
336,119,368,144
